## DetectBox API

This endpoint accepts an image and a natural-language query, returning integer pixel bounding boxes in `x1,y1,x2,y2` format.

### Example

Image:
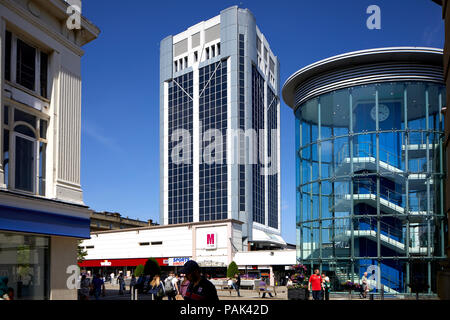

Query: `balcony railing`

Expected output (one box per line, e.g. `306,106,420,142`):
333,182,433,214
334,141,435,173
331,217,430,250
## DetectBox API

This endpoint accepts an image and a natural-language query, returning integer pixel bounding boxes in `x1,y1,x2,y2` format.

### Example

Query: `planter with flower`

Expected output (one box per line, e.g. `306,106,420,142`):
342,280,361,299
287,264,309,300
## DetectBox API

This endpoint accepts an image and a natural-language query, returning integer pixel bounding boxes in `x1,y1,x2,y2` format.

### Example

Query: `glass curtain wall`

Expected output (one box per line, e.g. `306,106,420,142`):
199,61,228,222
295,82,446,293
168,73,194,224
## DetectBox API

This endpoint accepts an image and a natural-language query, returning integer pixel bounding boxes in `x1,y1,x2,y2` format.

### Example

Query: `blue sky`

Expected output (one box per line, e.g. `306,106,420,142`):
80,0,444,244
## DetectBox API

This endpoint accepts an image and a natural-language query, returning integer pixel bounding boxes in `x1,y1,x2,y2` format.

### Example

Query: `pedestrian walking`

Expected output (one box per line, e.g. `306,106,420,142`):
227,278,233,289
79,274,91,300
321,272,330,300
174,274,181,296
92,274,105,300
129,275,137,294
149,275,165,301
308,269,323,300
233,273,241,297
164,271,179,301
137,274,152,294
117,272,124,295
179,260,219,302
361,272,369,299
110,272,115,285
178,273,190,299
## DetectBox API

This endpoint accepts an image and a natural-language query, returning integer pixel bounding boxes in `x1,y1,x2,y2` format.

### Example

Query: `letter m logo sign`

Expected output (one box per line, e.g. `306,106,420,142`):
206,233,216,249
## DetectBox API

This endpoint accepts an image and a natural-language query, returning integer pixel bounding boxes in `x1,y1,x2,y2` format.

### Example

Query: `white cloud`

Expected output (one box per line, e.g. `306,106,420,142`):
422,21,443,46
82,122,122,152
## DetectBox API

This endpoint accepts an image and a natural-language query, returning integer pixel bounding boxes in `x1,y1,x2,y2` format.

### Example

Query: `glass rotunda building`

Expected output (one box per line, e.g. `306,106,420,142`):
282,48,448,294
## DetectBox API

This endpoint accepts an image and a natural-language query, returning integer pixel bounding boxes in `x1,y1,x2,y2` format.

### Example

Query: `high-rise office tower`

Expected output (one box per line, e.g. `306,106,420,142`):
160,6,284,250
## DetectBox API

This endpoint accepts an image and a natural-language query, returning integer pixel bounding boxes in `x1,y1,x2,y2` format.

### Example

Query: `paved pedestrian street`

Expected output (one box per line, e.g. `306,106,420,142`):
90,284,439,301
99,284,286,300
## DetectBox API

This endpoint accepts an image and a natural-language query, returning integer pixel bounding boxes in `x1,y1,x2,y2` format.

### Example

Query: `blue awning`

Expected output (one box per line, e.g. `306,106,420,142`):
0,204,90,238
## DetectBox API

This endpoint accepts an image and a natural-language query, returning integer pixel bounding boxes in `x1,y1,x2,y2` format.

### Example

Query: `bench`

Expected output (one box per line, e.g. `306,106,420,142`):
216,284,237,296
212,280,238,296
212,279,278,298
240,279,256,289
254,281,277,298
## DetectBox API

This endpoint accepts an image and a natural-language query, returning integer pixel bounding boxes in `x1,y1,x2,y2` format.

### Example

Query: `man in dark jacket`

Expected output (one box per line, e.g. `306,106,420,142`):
180,260,219,302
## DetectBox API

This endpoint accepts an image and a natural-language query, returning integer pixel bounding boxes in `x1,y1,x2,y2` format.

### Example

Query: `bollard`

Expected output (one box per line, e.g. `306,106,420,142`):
380,284,384,300
135,288,138,301
370,293,374,300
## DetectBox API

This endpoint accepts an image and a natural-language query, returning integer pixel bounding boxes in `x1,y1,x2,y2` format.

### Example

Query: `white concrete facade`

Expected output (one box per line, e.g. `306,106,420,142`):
81,219,244,268
0,0,98,204
0,0,99,300
234,249,296,267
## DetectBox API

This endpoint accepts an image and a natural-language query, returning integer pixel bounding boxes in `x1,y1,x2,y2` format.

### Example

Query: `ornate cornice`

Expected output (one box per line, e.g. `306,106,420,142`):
1,0,98,56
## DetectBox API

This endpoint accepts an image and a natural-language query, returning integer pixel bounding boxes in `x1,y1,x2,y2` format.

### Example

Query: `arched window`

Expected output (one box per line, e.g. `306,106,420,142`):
2,105,48,195
14,124,36,138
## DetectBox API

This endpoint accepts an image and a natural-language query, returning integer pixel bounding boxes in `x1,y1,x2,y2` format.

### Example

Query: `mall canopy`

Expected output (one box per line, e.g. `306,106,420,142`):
251,228,287,247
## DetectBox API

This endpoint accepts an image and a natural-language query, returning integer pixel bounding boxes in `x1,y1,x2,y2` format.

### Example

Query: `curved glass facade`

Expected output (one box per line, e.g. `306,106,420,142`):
295,82,447,293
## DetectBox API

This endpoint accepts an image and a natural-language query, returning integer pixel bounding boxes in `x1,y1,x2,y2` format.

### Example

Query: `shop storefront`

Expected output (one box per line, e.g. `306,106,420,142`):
0,192,92,300
80,219,295,282
0,232,50,300
79,219,243,280
234,249,297,286
79,257,192,277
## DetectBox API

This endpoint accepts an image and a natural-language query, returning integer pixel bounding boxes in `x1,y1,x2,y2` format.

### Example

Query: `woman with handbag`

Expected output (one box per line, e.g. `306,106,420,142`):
149,275,165,301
